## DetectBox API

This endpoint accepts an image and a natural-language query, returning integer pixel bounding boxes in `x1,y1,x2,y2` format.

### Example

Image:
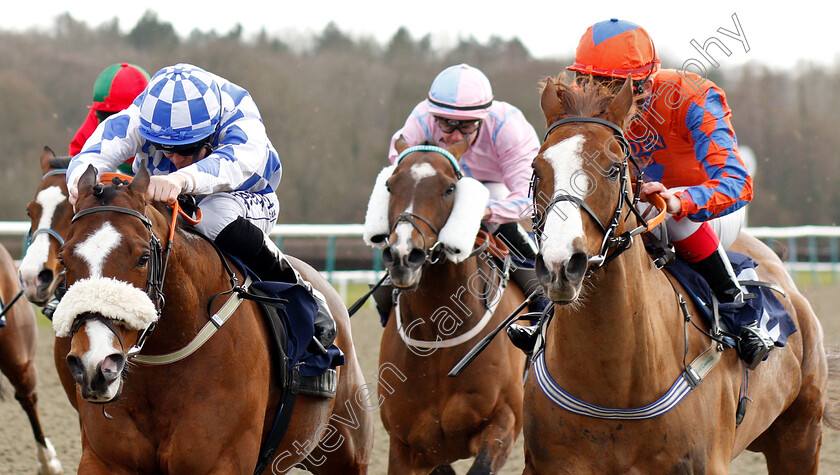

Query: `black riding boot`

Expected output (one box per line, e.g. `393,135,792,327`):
216,217,337,354
688,243,773,369
493,223,549,354
42,279,67,321
370,276,394,326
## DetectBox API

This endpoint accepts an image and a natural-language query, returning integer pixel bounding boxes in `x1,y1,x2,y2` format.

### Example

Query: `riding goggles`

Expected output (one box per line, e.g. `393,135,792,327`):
151,138,208,156
434,116,481,135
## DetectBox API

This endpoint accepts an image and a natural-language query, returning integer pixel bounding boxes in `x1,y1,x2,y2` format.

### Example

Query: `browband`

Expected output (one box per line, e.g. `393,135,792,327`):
396,145,463,179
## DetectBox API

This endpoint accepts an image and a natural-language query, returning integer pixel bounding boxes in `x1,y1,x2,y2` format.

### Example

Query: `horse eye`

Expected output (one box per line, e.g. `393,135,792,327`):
607,165,621,181
444,184,456,196
137,254,150,268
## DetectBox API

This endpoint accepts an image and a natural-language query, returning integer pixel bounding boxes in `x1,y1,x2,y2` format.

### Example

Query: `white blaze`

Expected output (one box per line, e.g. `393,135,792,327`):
410,162,436,181
19,186,66,282
393,205,415,257
540,135,587,266
82,319,116,372
392,162,441,256
74,222,122,278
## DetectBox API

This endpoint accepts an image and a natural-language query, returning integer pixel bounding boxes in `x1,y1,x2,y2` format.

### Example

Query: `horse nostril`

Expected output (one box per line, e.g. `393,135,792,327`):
37,269,54,287
564,252,589,282
406,248,426,269
382,248,395,267
100,354,125,383
66,355,85,384
535,254,554,287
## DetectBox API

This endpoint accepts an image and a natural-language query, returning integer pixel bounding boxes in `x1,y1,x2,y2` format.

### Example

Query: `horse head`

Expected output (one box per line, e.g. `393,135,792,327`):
531,76,639,304
53,165,163,402
19,147,73,304
363,137,488,288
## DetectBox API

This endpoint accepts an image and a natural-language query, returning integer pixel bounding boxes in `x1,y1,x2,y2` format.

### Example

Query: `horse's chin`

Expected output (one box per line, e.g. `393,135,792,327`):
80,382,122,404
22,285,53,306
389,266,422,289
543,281,582,304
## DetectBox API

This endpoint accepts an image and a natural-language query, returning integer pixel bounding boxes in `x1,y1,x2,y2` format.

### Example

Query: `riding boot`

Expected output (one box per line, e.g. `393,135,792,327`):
42,279,67,321
506,321,541,356
493,222,550,316
686,242,774,369
370,276,394,326
687,242,745,304
494,222,549,354
215,217,337,354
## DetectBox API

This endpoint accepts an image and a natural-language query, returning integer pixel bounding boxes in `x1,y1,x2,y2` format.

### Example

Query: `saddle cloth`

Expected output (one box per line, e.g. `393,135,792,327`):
664,251,798,348
229,255,344,398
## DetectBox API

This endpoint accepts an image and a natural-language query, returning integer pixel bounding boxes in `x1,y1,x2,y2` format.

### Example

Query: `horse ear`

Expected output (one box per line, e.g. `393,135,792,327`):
128,165,151,194
40,146,55,174
77,165,98,199
447,135,471,159
540,76,564,126
394,135,409,155
604,75,635,127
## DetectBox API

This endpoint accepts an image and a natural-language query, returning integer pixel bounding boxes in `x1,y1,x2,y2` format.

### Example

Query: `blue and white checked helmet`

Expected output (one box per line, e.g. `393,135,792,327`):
136,64,222,146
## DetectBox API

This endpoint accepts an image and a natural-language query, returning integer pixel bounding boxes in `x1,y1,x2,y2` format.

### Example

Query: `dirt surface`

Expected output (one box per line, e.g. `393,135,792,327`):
2,285,839,474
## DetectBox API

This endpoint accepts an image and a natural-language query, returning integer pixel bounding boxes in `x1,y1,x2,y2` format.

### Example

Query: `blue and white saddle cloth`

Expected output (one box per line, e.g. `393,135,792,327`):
664,251,797,348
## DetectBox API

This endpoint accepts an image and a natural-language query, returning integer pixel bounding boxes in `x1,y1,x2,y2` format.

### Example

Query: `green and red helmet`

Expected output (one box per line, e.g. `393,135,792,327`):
567,19,660,80
90,63,150,113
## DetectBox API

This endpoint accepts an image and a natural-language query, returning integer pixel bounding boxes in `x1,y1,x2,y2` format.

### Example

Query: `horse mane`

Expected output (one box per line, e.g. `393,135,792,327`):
548,75,617,119
49,156,73,170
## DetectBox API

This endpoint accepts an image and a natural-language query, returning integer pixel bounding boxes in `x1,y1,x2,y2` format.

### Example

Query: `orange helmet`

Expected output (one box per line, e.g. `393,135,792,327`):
567,19,659,80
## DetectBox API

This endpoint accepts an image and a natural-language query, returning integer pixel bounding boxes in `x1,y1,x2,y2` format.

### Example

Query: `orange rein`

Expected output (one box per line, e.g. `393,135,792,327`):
643,193,668,232
98,172,202,242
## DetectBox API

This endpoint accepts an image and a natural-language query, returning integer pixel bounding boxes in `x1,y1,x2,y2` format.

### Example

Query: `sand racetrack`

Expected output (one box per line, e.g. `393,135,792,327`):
2,285,839,474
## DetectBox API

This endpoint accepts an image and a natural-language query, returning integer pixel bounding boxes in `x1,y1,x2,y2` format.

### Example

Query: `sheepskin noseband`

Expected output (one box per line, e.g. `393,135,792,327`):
362,154,489,263
53,277,159,337
363,165,395,247
437,177,489,262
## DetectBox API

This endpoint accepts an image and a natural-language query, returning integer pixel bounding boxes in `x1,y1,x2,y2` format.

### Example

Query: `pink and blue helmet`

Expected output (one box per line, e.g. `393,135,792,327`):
427,64,494,120
136,64,222,146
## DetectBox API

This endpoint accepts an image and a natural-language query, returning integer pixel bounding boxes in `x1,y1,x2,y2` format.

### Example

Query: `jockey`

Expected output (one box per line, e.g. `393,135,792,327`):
69,63,150,174
66,63,336,354
567,19,772,369
384,63,549,343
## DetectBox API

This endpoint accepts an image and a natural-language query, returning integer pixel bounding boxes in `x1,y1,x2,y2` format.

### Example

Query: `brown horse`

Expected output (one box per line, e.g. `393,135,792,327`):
0,240,64,474
53,166,373,473
363,137,526,474
523,75,840,473
20,146,78,409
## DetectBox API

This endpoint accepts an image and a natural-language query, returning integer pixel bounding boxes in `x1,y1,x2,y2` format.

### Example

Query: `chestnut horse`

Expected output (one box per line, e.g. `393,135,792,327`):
19,146,77,409
523,75,840,473
0,241,64,474
53,166,373,473
363,137,526,474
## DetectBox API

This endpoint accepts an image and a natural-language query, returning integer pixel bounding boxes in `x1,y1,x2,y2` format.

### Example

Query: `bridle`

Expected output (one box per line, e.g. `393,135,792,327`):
532,116,666,273
389,211,445,264
387,145,465,264
67,174,201,359
69,204,168,356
